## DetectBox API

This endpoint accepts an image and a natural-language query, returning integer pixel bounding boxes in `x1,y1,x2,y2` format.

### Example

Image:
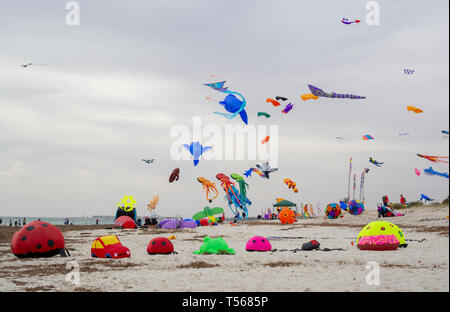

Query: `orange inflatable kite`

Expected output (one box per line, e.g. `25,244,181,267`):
261,136,270,144
406,106,423,113
266,98,281,107
301,93,319,101
279,208,296,224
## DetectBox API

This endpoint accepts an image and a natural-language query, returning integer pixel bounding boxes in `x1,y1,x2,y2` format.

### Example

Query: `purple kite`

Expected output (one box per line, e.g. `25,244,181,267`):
308,84,366,99
281,103,294,114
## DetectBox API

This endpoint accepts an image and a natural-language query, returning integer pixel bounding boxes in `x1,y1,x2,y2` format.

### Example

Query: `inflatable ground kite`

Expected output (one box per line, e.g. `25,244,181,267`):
147,237,174,254
11,221,66,258
193,236,235,255
357,221,406,250
246,236,272,252
347,200,364,215
114,216,137,229
91,235,130,258
278,208,296,224
326,203,342,219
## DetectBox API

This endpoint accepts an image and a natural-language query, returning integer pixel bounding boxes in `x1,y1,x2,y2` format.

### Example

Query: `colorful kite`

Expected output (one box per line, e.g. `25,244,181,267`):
281,103,294,114
261,136,270,144
406,106,423,113
266,98,281,107
204,81,248,124
283,178,298,193
257,112,271,118
423,167,449,179
183,141,212,166
243,168,254,178
230,173,249,209
341,18,360,24
197,177,219,203
362,135,375,140
193,206,224,224
415,168,421,176
216,173,251,219
369,157,383,167
255,162,278,179
417,154,448,163
308,84,366,99
301,93,319,101
404,69,414,75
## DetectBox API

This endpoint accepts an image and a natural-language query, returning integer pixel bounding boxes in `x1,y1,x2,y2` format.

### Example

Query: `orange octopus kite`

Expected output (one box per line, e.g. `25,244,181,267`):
197,177,219,202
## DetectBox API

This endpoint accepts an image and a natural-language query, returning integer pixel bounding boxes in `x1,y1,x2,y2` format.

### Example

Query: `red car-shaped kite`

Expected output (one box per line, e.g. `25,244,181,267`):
91,235,130,258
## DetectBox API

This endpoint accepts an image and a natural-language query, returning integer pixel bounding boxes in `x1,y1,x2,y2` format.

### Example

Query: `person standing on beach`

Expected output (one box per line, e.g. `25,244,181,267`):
23,217,26,225
0,217,2,225
96,218,99,225
14,218,17,227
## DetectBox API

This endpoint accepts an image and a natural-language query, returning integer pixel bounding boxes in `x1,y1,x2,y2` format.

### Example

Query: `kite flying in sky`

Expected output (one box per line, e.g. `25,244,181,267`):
183,141,212,166
266,98,281,107
281,103,294,114
404,69,414,75
275,96,288,101
417,154,448,163
406,106,423,113
142,159,155,164
362,135,375,140
415,168,421,176
255,162,278,179
341,18,360,24
369,157,384,167
301,93,319,101
423,167,449,179
257,112,271,118
308,84,366,99
204,81,248,125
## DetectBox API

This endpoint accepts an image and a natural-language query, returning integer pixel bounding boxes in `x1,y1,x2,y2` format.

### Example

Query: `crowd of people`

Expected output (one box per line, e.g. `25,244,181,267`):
0,217,28,227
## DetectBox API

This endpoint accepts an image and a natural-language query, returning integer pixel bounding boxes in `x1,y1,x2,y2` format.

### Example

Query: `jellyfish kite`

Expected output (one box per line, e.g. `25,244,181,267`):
230,173,249,209
204,81,248,125
216,173,251,219
417,154,448,163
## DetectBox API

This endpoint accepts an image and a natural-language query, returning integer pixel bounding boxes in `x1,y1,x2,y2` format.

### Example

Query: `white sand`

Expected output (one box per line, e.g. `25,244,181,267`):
0,206,448,292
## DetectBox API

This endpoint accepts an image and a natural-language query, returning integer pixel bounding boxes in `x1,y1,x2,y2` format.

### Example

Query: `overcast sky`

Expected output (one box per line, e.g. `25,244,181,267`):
0,0,448,218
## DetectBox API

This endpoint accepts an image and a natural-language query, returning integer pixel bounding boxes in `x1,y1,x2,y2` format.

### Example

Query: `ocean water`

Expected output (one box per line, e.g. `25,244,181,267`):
0,216,115,226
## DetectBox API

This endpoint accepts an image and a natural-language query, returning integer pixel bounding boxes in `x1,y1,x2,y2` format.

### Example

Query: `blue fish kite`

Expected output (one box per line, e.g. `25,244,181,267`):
183,141,213,166
243,168,255,178
204,81,248,125
423,167,449,179
420,194,434,202
219,94,248,125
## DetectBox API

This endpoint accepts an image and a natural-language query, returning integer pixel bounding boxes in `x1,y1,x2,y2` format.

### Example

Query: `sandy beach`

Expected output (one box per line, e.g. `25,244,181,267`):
0,205,448,292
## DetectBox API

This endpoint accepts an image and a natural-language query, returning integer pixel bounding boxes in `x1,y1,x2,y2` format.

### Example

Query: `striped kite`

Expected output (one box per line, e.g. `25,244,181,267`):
308,84,366,99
